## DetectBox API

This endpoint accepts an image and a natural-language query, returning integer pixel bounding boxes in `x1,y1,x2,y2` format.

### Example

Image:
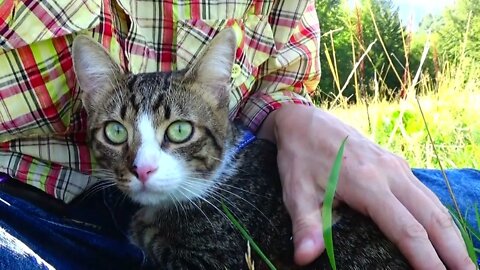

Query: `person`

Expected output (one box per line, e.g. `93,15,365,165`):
0,0,477,269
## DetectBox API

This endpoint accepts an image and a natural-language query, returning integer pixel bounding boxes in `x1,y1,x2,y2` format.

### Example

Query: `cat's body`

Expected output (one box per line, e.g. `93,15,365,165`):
130,128,408,269
72,29,410,269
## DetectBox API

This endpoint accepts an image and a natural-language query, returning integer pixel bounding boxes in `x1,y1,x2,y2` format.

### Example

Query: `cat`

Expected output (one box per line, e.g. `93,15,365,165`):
72,29,410,270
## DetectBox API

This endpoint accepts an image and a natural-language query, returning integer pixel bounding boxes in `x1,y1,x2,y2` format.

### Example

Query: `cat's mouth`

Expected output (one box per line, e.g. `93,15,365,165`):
126,175,215,206
128,177,182,205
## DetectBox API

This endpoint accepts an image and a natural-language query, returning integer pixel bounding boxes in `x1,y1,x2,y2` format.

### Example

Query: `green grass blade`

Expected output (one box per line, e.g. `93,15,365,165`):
448,207,479,264
470,204,480,244
475,204,480,232
461,205,480,242
461,218,480,242
222,202,277,270
322,137,348,270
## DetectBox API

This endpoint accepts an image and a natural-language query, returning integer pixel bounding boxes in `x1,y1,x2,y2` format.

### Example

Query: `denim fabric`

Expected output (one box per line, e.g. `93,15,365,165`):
0,183,147,270
0,169,479,269
413,169,480,249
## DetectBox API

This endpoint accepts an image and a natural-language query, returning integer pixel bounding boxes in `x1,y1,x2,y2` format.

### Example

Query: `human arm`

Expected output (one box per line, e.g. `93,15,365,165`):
233,0,474,268
256,104,475,269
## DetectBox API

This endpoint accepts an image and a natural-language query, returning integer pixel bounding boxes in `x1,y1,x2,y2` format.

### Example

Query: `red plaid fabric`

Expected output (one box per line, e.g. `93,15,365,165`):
0,0,320,202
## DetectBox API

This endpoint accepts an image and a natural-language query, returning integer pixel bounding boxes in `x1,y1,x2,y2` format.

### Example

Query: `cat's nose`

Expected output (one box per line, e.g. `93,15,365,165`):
134,164,158,183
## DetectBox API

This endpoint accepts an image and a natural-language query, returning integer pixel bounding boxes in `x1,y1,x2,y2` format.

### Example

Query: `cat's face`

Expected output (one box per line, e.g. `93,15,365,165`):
72,30,237,206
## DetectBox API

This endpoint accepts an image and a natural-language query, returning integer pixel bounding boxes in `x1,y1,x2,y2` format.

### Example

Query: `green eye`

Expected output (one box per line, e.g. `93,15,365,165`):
166,121,193,143
104,121,128,144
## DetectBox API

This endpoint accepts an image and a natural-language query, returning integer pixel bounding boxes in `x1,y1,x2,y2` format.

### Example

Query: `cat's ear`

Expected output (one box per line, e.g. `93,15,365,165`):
185,28,237,88
72,36,122,109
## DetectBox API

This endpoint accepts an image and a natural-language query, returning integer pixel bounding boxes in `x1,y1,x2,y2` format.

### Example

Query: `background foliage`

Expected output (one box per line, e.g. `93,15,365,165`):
315,0,480,102
314,0,480,169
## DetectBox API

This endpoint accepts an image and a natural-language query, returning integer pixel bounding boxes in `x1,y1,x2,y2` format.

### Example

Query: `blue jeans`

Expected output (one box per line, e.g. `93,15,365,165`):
1,169,479,269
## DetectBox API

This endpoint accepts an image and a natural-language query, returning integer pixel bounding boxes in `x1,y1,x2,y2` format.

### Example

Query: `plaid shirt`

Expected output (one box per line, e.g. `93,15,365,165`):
0,0,320,202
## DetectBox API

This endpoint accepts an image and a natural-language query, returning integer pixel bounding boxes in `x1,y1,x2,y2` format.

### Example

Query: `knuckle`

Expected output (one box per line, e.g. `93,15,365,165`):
378,152,407,168
355,164,379,182
396,156,410,169
400,222,429,241
430,209,454,230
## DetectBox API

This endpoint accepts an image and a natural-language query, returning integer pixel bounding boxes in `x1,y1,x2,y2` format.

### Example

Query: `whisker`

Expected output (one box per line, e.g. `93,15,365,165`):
188,184,250,225
180,185,231,225
172,192,189,221
182,179,276,230
185,176,269,198
209,155,261,177
168,193,181,221
176,189,215,231
180,181,247,220
79,181,118,200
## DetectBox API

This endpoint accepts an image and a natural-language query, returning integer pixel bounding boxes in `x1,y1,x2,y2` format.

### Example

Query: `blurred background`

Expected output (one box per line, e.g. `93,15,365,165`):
314,0,479,169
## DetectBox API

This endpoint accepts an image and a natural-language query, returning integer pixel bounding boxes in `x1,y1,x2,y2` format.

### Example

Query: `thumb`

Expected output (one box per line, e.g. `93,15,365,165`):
291,208,325,265
282,176,325,265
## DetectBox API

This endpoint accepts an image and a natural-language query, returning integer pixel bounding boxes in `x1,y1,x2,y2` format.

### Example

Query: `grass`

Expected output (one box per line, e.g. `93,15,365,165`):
222,202,277,270
321,137,348,270
324,69,480,169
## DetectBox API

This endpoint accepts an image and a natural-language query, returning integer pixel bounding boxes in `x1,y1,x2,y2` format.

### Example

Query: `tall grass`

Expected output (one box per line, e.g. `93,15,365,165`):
324,59,480,169
317,3,480,267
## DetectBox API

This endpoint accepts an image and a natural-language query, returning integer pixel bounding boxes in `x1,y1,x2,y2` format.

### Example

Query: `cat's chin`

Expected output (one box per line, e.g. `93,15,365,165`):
128,179,181,206
130,190,174,206
128,179,216,207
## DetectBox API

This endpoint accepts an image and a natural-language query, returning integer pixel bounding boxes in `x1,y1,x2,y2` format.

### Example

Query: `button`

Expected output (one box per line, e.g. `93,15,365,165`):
231,64,241,78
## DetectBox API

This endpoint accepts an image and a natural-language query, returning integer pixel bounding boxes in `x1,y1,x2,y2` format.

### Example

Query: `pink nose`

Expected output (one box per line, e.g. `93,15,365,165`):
134,164,158,183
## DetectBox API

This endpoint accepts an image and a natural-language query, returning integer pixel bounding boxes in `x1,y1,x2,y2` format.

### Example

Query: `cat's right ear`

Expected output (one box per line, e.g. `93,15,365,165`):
72,36,122,109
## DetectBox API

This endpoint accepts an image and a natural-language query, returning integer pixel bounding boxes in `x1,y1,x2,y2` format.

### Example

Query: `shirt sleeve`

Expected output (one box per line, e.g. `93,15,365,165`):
237,0,321,132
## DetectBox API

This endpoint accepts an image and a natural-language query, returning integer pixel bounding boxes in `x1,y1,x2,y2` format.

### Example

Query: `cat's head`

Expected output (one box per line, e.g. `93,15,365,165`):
72,29,237,206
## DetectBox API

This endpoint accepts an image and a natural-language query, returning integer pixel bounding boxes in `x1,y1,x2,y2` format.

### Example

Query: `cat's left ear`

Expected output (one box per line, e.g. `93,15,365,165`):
185,28,237,89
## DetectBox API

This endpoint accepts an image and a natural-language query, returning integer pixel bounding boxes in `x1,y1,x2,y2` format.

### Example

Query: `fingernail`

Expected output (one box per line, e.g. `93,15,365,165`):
298,239,315,253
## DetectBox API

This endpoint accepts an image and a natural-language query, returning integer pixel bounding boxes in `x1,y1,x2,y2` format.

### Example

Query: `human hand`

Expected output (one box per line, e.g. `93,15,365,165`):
256,104,475,269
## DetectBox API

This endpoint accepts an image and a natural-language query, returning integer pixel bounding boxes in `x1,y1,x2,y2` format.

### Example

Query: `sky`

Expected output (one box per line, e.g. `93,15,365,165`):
395,0,455,25
348,0,455,29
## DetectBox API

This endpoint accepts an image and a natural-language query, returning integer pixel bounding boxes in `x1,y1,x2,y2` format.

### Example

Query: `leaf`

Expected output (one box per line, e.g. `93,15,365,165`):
322,136,348,270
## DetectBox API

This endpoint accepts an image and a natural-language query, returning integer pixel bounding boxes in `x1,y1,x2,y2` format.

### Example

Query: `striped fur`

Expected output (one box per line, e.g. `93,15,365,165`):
74,30,409,269
73,29,237,206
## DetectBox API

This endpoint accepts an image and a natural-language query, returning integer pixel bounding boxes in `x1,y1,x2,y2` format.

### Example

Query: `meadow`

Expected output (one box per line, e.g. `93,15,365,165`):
322,58,480,169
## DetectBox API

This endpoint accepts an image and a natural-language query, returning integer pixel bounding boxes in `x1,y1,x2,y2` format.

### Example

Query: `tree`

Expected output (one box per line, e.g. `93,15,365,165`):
354,0,406,99
315,0,351,103
436,0,480,61
315,0,408,103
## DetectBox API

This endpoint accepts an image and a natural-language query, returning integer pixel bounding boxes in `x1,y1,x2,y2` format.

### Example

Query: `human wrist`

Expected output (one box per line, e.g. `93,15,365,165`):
256,109,279,143
256,104,312,144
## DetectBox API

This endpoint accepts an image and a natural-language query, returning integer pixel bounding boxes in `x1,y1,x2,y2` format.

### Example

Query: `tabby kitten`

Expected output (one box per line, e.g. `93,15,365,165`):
72,29,410,269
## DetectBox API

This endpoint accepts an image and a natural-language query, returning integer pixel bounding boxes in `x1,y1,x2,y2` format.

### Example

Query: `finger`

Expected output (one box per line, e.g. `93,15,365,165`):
281,174,325,266
410,175,464,239
366,191,446,270
396,173,476,269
